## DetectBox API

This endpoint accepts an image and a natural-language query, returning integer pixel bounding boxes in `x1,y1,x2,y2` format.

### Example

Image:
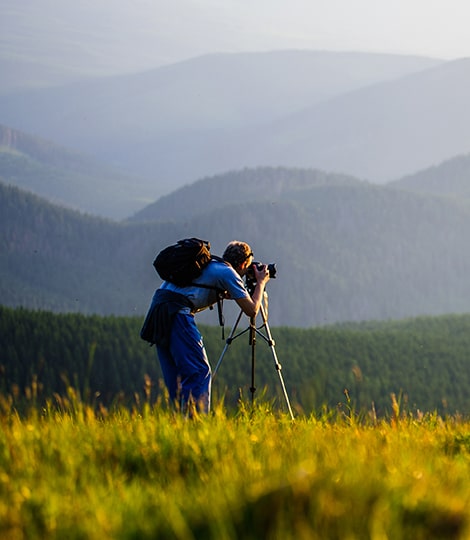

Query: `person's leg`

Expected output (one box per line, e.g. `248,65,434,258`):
156,344,179,404
169,313,211,413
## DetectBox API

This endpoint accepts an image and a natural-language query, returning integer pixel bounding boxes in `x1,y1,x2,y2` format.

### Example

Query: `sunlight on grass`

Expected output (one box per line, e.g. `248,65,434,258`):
0,393,469,539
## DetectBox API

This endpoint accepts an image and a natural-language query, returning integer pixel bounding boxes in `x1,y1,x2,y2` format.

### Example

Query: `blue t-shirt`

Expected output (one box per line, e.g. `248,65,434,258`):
160,259,249,313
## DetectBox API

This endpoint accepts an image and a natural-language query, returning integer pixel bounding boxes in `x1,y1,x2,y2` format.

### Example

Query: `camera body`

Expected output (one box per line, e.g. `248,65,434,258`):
245,261,277,292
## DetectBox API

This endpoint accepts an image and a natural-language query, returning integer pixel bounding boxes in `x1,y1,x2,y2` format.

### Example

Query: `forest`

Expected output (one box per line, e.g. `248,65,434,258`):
5,170,470,328
2,305,470,417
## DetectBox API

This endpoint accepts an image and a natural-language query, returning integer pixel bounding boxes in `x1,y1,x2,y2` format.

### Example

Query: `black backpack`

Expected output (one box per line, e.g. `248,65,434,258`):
144,238,226,341
153,237,212,286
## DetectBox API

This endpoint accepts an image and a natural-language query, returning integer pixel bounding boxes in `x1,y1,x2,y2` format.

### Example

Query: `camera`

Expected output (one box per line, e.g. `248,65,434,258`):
245,261,277,291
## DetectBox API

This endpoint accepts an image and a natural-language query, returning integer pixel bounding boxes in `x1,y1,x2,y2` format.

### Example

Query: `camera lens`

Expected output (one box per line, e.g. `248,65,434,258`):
267,263,277,279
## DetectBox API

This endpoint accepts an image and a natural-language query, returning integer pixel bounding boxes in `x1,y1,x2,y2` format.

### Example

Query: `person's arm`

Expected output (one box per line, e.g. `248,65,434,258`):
235,265,270,318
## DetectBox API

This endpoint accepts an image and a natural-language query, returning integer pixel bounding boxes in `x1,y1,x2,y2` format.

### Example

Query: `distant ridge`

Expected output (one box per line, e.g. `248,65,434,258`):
388,153,470,201
241,58,470,182
0,50,444,194
128,167,364,222
0,123,149,219
4,167,470,327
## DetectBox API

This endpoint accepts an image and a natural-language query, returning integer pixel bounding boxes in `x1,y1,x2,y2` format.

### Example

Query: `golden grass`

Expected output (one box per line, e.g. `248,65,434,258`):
0,390,469,539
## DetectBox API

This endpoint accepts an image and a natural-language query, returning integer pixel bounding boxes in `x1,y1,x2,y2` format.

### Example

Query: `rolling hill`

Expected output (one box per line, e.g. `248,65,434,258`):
0,50,443,196
241,57,470,182
388,152,470,201
3,167,470,328
127,167,364,222
0,124,150,219
0,0,172,95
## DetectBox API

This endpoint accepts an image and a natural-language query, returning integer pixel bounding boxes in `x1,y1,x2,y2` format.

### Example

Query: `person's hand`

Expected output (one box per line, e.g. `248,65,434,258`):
254,263,270,285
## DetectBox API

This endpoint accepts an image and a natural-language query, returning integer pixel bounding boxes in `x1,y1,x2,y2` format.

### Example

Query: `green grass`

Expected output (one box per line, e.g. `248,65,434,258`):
0,391,470,539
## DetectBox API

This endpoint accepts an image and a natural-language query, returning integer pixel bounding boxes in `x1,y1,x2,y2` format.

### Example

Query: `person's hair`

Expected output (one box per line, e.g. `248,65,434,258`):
223,241,252,269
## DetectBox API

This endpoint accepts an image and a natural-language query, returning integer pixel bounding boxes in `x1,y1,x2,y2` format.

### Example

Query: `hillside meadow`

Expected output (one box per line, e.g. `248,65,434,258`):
3,307,470,537
1,396,470,539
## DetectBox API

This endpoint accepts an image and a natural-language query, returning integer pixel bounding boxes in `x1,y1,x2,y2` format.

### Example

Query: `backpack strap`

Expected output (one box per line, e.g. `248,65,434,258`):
191,255,228,338
190,282,226,339
210,255,226,264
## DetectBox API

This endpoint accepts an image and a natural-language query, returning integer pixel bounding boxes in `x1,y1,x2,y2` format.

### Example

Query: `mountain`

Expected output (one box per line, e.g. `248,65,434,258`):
4,167,470,328
0,51,443,197
388,152,470,201
0,0,181,95
239,57,470,182
0,124,150,219
127,167,363,222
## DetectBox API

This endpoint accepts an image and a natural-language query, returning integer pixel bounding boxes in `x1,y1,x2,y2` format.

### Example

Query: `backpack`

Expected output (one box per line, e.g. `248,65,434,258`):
153,237,211,286
147,237,226,340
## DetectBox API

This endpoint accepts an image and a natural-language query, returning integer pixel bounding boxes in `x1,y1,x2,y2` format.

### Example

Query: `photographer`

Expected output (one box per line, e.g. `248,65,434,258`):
151,240,270,414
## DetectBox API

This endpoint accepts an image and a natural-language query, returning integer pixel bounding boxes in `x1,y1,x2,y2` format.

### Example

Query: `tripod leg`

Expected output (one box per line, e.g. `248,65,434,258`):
259,304,295,420
213,308,244,377
212,298,295,420
249,316,256,406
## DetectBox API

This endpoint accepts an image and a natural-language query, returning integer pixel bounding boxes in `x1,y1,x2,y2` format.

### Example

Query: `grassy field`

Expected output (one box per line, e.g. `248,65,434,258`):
1,390,470,539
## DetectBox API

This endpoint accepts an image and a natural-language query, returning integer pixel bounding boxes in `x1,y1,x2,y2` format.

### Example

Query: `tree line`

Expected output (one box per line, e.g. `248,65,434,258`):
2,305,470,417
5,171,470,328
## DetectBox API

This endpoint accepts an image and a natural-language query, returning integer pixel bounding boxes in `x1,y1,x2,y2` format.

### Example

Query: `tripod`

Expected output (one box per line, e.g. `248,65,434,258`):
213,291,295,420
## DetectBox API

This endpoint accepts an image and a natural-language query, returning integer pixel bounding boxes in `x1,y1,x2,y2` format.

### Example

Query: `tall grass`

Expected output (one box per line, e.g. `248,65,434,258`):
0,389,469,539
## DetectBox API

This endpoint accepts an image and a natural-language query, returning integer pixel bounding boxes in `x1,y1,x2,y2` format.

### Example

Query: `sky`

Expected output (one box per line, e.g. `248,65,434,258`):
179,0,470,61
2,0,470,76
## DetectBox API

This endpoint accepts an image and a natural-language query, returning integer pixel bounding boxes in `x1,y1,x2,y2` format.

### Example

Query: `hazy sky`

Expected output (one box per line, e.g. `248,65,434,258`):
179,0,470,60
2,0,470,73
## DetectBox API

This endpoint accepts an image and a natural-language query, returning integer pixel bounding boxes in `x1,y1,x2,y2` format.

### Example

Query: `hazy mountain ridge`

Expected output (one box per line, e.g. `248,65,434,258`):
4,168,470,327
388,152,470,201
239,57,470,182
0,54,101,97
0,50,444,194
4,117,470,222
128,167,365,222
0,124,151,219
0,0,172,94
4,117,470,223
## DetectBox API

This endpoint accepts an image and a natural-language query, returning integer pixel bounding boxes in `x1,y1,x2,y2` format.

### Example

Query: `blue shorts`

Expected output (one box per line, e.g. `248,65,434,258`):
156,312,211,412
